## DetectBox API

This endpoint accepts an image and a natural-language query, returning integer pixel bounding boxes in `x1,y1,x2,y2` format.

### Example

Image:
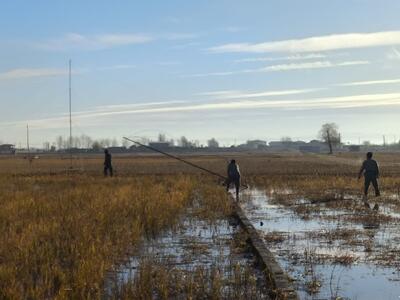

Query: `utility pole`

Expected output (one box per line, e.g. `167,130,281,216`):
26,124,30,154
26,124,32,165
69,59,73,169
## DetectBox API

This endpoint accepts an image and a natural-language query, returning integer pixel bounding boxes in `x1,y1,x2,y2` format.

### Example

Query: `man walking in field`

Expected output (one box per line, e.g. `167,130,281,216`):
226,159,241,200
104,149,113,177
358,152,380,209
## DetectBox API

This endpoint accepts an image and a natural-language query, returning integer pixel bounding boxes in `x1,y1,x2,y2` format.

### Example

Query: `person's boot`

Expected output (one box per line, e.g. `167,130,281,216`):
363,195,370,209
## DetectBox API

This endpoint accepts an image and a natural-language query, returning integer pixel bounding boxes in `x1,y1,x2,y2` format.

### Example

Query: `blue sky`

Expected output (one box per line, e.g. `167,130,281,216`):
1,1,400,147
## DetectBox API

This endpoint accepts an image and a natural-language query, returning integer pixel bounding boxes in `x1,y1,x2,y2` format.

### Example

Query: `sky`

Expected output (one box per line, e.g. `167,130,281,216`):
1,0,400,147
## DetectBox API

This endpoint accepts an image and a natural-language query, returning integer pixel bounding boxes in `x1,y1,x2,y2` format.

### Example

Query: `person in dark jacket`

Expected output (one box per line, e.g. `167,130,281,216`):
226,159,241,199
104,149,113,177
358,152,380,208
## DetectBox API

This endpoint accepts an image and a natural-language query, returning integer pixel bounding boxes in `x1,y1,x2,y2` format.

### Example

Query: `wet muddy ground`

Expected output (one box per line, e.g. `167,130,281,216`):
108,202,270,299
241,188,400,300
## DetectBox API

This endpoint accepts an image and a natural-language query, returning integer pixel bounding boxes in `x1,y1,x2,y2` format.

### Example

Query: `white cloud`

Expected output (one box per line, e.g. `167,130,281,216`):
262,60,369,71
187,60,369,77
337,78,400,87
235,53,327,63
37,33,153,51
198,88,322,99
209,30,400,53
36,31,199,51
0,68,70,80
10,92,400,130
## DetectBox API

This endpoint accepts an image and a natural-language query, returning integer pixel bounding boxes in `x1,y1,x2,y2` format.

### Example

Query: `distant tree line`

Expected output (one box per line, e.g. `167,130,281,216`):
49,134,221,150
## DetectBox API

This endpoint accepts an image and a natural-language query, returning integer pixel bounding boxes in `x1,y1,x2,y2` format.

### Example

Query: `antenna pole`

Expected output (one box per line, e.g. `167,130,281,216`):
27,124,32,165
69,59,72,169
26,124,30,154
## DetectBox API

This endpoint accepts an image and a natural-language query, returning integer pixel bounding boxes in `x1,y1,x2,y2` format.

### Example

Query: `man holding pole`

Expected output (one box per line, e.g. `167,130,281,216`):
226,159,241,200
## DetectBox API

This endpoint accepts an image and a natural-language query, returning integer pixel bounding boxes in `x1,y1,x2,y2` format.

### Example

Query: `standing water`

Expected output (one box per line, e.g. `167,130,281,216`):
240,188,400,300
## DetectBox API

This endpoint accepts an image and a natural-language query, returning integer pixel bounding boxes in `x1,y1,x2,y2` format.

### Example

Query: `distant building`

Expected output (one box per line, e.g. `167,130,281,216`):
348,145,361,152
0,144,15,154
299,145,321,153
107,146,127,153
148,142,171,149
269,140,306,151
245,140,267,149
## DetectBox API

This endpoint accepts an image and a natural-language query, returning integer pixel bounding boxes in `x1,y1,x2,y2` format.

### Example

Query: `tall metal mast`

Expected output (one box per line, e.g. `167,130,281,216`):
26,124,30,154
69,59,73,169
26,124,32,165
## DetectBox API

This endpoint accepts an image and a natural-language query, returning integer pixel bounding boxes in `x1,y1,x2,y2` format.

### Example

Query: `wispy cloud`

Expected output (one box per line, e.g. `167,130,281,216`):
36,31,198,51
0,68,71,80
386,48,400,60
37,33,154,51
9,92,400,130
187,60,369,77
209,30,400,53
198,88,322,99
235,53,327,63
337,78,400,87
88,101,186,112
262,60,369,71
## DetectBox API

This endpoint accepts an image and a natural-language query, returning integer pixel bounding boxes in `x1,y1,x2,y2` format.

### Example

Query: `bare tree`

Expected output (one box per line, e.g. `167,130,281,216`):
111,138,118,147
43,142,50,151
280,136,292,142
207,138,219,148
318,123,340,154
56,136,64,150
80,135,93,149
72,136,81,148
158,133,167,142
179,136,190,147
92,141,102,151
121,138,130,148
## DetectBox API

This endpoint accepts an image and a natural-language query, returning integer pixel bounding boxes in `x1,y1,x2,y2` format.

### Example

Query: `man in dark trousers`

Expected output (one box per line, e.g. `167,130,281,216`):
104,149,113,177
226,159,241,200
358,152,380,209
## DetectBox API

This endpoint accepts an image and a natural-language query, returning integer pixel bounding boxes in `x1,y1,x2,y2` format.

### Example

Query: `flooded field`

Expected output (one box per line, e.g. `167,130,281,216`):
108,202,270,299
2,153,400,299
241,188,400,300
